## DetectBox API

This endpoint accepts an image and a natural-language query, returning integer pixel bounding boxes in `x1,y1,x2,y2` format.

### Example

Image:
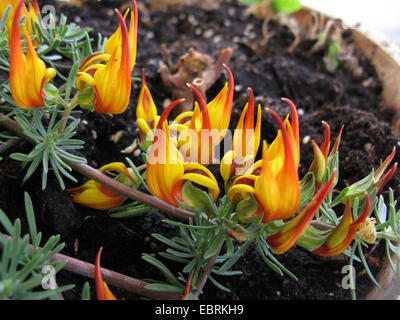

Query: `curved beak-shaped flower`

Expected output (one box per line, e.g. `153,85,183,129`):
171,84,214,165
104,0,138,71
267,170,336,254
308,122,343,191
136,69,160,143
146,99,220,207
312,193,371,256
95,248,117,300
373,147,397,193
8,0,56,109
220,88,261,183
228,102,300,223
206,64,234,142
75,9,131,114
68,162,137,211
1,0,39,34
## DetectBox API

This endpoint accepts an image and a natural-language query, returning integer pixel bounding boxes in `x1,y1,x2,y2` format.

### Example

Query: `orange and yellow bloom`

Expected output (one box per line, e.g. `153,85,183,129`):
75,1,138,114
308,121,343,191
267,171,336,254
146,99,220,208
8,0,56,109
220,88,261,183
312,193,371,256
1,0,39,35
228,100,300,223
172,84,214,165
68,162,137,211
373,147,397,194
104,0,138,71
95,247,117,300
136,69,160,144
206,64,234,141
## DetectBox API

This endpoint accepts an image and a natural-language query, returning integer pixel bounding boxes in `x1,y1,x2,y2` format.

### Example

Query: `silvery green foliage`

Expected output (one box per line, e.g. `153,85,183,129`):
0,193,74,300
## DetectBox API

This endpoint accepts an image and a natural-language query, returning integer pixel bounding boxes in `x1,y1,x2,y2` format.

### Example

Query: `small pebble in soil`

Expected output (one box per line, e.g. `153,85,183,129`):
121,140,137,154
234,84,243,92
188,15,198,26
91,130,97,140
232,36,240,43
302,135,311,144
145,31,154,40
203,29,214,39
110,130,124,143
213,35,223,44
74,238,79,254
163,98,172,109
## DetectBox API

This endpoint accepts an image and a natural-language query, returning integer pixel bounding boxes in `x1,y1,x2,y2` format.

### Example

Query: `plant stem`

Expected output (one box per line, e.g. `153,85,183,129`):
0,138,19,154
58,105,71,133
58,92,80,133
0,233,181,300
192,240,224,299
376,232,400,242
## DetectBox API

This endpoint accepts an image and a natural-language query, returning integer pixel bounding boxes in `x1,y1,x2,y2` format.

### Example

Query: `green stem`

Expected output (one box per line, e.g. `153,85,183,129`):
57,91,80,133
376,232,400,242
192,239,225,299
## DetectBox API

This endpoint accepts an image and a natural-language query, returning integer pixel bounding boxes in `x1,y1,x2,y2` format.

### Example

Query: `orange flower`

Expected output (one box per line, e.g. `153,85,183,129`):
95,248,117,300
68,162,137,211
228,102,300,223
104,0,138,71
75,9,132,114
172,84,214,165
220,88,262,183
373,147,397,193
146,99,220,207
312,193,371,256
308,122,343,191
136,69,160,143
267,171,336,254
8,0,56,109
1,0,39,35
206,64,234,141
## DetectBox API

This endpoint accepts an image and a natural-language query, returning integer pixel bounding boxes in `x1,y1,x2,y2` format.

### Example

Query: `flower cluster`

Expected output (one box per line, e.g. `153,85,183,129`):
3,0,399,300
86,51,395,257
75,0,138,114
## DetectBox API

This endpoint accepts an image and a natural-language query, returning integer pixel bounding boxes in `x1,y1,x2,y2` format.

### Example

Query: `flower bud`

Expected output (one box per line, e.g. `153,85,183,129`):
236,194,260,224
358,217,376,244
227,229,248,242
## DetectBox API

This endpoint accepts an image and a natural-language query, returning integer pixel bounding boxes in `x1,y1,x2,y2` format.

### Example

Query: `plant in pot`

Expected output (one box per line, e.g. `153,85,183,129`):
0,0,399,301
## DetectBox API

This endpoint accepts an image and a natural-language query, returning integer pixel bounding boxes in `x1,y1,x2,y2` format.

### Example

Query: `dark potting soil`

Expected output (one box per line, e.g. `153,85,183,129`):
0,0,399,300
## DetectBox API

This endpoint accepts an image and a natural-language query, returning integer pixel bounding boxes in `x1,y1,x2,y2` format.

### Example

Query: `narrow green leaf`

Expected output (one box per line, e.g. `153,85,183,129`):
151,233,193,253
144,283,183,293
142,253,184,289
24,193,38,245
